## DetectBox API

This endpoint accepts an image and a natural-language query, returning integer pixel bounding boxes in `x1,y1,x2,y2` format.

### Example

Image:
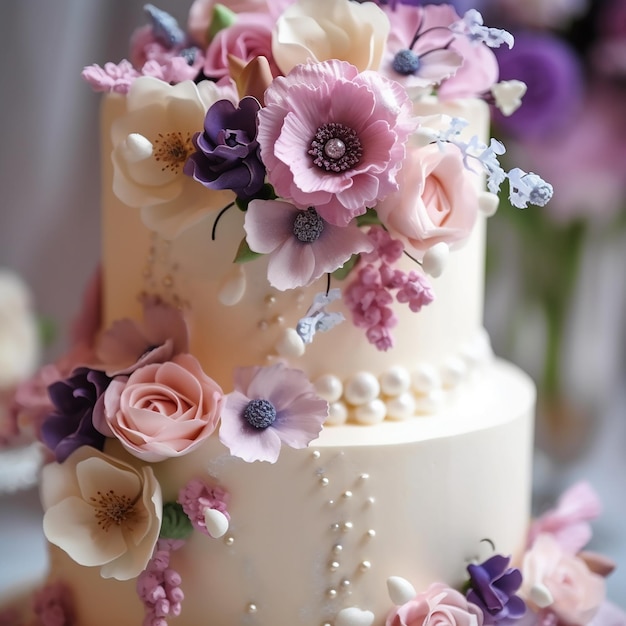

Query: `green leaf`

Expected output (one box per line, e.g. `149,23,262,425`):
332,254,360,281
206,4,237,43
159,502,193,540
234,238,263,264
356,208,381,227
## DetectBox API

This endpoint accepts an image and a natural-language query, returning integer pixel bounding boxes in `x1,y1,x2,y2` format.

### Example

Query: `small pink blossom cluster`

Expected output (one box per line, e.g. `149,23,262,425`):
137,540,185,626
31,582,74,626
344,227,434,351
178,478,230,537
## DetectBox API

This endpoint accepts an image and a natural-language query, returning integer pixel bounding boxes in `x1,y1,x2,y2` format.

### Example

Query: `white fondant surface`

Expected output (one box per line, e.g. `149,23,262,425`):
45,360,534,626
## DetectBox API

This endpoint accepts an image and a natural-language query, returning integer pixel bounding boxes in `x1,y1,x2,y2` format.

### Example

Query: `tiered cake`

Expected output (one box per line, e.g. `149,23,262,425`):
6,2,615,626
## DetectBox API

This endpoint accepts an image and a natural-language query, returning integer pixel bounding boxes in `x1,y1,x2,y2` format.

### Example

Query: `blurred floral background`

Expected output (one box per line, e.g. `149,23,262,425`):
0,0,624,606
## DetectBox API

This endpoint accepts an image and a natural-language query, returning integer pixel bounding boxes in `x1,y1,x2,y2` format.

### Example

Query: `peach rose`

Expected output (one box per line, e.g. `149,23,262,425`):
375,143,479,256
103,354,223,462
386,583,484,626
521,534,605,625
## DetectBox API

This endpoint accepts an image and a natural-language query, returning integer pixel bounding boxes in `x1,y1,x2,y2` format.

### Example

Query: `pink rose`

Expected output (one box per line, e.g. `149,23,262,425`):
386,583,484,626
375,144,479,256
202,13,279,80
521,534,605,625
103,354,223,462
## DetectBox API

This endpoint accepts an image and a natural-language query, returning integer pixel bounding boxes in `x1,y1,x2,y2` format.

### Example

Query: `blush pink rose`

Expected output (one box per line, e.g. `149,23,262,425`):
386,583,484,626
103,354,223,462
521,533,605,625
202,13,280,80
375,143,479,257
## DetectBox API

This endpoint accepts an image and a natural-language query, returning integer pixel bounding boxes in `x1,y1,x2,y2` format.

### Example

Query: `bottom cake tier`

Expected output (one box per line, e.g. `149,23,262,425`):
42,359,534,626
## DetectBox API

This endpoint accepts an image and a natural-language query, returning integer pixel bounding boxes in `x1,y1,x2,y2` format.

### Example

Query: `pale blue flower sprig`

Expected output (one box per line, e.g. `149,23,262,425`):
431,117,553,209
450,10,515,50
296,288,345,344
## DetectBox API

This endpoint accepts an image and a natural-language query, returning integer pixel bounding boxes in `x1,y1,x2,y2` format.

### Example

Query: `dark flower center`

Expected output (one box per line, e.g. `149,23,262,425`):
243,399,277,429
91,489,141,532
392,49,421,75
309,123,362,173
293,207,325,243
153,131,194,173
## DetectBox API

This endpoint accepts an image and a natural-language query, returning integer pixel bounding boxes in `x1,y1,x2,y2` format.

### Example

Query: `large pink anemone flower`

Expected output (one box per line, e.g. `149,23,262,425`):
257,60,414,227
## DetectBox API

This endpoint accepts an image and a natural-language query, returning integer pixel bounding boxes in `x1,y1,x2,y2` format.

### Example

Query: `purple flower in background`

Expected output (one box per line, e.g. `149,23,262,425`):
494,33,584,139
41,368,111,463
185,97,266,201
466,554,526,624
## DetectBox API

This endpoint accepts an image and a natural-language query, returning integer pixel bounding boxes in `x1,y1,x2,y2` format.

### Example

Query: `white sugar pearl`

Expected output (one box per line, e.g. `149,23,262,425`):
275,327,305,358
326,401,348,426
387,576,417,606
379,366,410,396
335,607,375,626
411,364,441,394
414,389,445,415
422,242,449,278
344,372,380,406
217,265,246,306
354,399,387,425
385,392,416,420
441,356,467,388
478,191,500,217
203,508,229,538
314,374,343,403
122,133,153,161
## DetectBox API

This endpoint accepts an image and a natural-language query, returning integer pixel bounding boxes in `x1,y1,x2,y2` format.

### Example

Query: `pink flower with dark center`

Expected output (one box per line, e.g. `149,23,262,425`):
243,199,374,290
257,60,414,227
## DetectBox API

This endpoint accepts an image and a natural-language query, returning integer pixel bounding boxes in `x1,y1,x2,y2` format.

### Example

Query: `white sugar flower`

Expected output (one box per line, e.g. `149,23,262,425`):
450,9,514,49
491,80,527,116
41,447,162,581
508,168,554,209
111,76,236,239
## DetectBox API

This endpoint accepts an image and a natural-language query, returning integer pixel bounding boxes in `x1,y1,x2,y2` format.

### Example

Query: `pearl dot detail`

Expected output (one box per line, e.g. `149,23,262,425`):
354,399,386,425
314,374,343,403
344,372,380,405
379,366,411,396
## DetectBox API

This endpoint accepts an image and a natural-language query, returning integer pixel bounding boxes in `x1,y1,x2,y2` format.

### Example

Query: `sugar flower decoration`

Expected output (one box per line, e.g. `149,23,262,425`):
381,4,464,92
41,446,162,581
507,168,554,209
102,354,223,462
272,0,390,75
184,97,266,201
96,296,189,376
386,582,484,626
40,367,110,463
137,538,185,625
32,582,75,626
465,554,526,624
219,363,328,463
520,533,605,625
296,288,345,344
257,59,414,227
375,142,479,256
449,10,514,49
110,76,237,239
178,477,230,538
527,481,602,554
243,199,374,290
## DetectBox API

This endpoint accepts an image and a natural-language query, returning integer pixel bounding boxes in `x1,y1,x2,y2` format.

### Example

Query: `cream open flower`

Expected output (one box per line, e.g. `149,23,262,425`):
111,76,236,239
272,0,390,75
41,447,162,581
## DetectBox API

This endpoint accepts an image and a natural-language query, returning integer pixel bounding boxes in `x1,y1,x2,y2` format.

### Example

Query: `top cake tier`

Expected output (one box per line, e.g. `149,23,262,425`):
102,96,491,411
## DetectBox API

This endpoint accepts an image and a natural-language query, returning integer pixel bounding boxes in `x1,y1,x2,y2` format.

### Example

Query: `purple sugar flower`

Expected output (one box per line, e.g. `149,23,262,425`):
40,368,111,463
494,33,584,139
466,554,526,624
184,97,266,201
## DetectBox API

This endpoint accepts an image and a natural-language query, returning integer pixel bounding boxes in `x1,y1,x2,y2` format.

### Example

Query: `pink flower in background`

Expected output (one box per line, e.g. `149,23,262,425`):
521,533,605,625
528,481,602,554
375,143,479,257
102,354,223,462
219,363,327,463
243,199,373,290
96,297,189,376
32,582,75,626
386,582,484,626
82,60,140,94
258,60,413,227
202,12,279,80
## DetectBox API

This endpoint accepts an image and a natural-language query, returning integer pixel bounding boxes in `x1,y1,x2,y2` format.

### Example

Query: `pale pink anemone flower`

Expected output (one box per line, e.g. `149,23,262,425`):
257,60,414,227
380,4,464,92
219,363,328,463
243,199,374,290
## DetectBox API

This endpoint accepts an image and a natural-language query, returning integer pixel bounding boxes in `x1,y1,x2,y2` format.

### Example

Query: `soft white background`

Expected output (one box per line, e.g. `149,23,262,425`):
0,0,624,609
